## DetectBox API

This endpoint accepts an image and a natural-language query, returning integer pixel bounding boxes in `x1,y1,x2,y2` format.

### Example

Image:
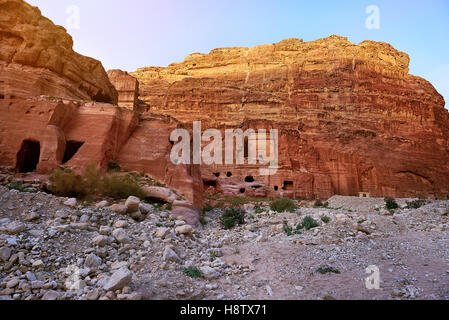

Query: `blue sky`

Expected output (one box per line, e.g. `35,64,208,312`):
27,0,449,107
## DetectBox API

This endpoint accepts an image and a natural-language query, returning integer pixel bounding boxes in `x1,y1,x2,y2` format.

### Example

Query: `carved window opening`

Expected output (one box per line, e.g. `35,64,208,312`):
16,140,40,173
245,176,254,183
62,141,84,164
282,181,294,191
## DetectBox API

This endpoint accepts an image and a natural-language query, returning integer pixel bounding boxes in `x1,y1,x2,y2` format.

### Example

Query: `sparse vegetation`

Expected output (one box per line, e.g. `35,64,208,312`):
199,216,207,226
297,216,319,231
385,197,399,210
220,208,245,229
48,163,145,200
283,223,294,236
107,161,121,173
182,267,202,278
321,216,330,223
255,206,265,214
317,266,340,274
6,182,36,193
270,198,297,213
406,199,428,209
209,251,217,262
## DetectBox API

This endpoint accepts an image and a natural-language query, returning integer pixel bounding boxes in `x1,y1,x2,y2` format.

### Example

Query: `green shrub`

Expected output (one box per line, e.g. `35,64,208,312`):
321,216,330,223
316,266,340,274
48,167,86,198
270,198,297,213
297,216,319,231
101,174,145,199
385,197,399,210
314,199,323,207
255,206,265,214
220,208,245,229
48,164,145,200
107,161,121,173
209,251,217,262
406,199,428,209
199,216,207,226
182,267,202,278
283,223,294,236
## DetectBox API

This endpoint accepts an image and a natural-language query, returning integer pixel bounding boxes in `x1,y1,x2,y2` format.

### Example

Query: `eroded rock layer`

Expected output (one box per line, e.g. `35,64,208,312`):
0,0,117,103
133,36,449,199
0,1,202,221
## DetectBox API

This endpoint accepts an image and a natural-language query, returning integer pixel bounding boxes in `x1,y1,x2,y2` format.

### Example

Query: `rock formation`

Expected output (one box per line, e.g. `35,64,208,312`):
0,0,202,223
132,36,449,200
107,70,139,110
0,0,117,103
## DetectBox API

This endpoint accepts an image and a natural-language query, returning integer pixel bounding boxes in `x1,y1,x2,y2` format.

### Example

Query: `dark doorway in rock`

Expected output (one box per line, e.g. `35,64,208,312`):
213,172,220,177
62,141,84,164
16,140,40,173
226,171,233,177
203,180,217,188
239,188,246,193
274,186,279,191
245,176,255,183
283,181,294,191
0,94,4,99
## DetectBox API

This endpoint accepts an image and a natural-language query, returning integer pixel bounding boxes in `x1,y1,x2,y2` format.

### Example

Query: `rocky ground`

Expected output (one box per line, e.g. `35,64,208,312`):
0,184,448,300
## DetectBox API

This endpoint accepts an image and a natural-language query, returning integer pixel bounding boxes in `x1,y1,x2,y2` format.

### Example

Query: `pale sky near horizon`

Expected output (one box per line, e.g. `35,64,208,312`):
27,0,449,108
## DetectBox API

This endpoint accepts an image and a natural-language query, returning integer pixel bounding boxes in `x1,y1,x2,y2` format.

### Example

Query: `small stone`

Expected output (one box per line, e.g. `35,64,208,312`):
112,228,130,244
103,267,132,291
5,221,27,234
110,204,127,215
155,227,169,239
175,224,193,235
32,260,44,268
266,285,273,296
99,226,111,235
92,235,108,247
95,200,109,209
24,211,39,222
125,196,140,212
200,266,220,280
336,214,348,222
79,214,90,223
114,220,128,228
162,247,182,263
84,253,102,270
64,198,77,208
41,290,60,300
0,247,12,262
6,278,19,288
139,203,153,214
86,288,100,300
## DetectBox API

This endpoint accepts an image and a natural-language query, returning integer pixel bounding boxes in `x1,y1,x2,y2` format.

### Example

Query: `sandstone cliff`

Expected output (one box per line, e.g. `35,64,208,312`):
0,1,202,221
132,36,449,199
0,0,117,103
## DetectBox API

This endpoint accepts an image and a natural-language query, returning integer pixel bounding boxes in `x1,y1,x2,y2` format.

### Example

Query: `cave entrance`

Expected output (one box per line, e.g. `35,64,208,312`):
62,141,84,164
16,140,40,173
203,180,217,188
282,181,294,191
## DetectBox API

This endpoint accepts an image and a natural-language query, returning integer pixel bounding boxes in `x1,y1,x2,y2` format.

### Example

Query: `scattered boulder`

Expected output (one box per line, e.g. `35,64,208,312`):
162,246,182,263
5,221,27,234
175,224,193,235
200,266,220,280
112,228,131,244
64,198,77,208
110,204,127,215
103,267,132,291
125,196,140,212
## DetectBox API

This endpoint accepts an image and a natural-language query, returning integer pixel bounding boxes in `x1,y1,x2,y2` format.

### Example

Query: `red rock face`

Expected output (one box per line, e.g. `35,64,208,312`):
133,36,449,200
0,1,203,220
107,70,139,110
0,0,117,103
